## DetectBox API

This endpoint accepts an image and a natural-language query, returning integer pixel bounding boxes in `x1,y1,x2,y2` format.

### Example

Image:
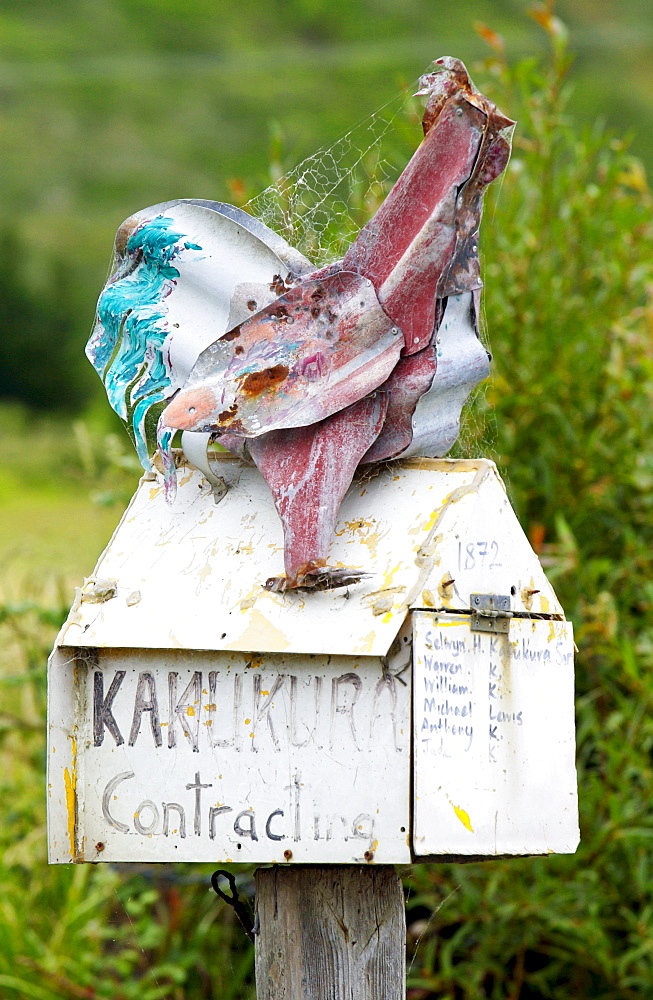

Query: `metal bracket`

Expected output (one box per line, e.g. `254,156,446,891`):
470,594,513,634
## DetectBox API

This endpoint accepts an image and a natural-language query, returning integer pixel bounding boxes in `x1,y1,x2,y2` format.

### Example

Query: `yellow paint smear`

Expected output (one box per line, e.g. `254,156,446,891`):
422,507,443,531
380,562,402,590
239,589,260,612
353,630,376,654
451,802,474,832
63,739,77,858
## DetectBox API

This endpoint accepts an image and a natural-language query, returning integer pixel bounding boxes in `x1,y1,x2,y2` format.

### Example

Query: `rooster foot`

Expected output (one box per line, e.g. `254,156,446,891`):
264,563,371,593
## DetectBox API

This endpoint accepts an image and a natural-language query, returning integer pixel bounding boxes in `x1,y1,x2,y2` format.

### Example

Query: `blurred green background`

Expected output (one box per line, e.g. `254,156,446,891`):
1,0,652,417
1,1,653,998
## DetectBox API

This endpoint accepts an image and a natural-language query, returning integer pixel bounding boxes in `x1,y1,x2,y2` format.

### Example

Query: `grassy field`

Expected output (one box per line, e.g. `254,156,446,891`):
2,19,653,1000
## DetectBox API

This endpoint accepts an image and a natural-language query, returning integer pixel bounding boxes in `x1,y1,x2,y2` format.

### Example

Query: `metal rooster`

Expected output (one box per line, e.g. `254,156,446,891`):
87,58,514,593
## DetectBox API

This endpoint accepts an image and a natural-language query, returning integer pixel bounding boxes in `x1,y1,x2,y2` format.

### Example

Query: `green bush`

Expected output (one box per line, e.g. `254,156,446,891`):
405,17,653,1000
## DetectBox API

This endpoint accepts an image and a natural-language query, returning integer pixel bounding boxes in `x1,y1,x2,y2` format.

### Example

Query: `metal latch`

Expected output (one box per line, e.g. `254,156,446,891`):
470,594,513,634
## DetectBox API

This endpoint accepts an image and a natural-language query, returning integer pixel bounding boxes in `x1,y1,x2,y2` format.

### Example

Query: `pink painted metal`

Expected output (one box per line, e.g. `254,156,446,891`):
342,98,484,356
249,393,389,592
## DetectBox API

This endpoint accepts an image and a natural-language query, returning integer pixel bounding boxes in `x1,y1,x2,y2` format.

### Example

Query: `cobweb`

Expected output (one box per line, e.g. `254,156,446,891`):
245,66,497,460
246,82,422,267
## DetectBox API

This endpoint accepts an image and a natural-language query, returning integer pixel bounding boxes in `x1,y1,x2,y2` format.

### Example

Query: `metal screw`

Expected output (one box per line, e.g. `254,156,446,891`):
283,849,293,861
95,842,105,852
364,850,374,862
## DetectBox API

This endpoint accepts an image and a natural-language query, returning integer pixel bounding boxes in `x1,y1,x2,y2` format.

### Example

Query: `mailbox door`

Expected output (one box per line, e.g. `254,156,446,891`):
411,611,579,858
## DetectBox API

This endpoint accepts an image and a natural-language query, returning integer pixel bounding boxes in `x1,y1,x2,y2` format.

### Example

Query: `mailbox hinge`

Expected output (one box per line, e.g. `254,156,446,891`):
470,594,513,634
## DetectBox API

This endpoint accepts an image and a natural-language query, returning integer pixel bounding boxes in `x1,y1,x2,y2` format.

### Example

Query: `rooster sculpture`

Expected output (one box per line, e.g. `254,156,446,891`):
87,58,514,592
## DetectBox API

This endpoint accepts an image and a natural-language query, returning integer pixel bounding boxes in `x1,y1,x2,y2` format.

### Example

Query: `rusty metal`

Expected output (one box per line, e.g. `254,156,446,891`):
88,59,513,594
164,271,401,438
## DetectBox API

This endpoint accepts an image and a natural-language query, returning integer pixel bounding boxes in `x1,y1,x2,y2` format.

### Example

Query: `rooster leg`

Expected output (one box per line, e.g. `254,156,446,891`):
249,393,389,592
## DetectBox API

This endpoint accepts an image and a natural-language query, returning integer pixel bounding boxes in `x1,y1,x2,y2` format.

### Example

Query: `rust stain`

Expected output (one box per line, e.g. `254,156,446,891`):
438,574,456,604
336,518,372,536
218,402,239,423
114,214,142,255
240,364,289,396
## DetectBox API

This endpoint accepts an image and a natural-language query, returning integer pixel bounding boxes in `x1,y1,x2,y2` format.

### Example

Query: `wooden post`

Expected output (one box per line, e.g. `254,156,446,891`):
255,865,405,1000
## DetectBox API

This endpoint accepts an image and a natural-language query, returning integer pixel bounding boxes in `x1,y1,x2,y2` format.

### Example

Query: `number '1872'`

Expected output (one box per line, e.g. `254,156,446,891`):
458,540,501,571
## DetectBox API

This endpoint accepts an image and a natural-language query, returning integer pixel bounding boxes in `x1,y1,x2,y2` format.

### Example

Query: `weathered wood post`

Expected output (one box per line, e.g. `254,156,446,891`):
255,865,405,1000
47,56,579,1000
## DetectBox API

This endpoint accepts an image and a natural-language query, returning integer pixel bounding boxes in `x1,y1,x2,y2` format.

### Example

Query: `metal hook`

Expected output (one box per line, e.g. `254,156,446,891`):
210,870,256,942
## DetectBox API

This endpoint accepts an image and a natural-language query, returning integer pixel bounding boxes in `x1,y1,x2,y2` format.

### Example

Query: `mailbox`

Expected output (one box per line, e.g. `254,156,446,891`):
48,455,579,865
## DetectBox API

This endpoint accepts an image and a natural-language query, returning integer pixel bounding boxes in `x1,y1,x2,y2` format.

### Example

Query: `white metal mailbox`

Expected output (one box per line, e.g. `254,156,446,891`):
47,456,579,865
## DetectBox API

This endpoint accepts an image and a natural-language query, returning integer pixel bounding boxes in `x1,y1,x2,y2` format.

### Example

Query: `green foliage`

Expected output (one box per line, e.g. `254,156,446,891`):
0,0,652,413
2,10,653,1000
0,594,256,999
403,18,653,1000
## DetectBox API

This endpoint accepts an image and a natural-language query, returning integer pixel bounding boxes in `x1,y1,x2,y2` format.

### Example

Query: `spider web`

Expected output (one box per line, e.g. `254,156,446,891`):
245,68,498,461
246,82,422,267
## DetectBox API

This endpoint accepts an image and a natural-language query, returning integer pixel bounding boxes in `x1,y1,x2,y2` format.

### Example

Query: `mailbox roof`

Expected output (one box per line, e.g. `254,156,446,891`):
58,456,563,657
